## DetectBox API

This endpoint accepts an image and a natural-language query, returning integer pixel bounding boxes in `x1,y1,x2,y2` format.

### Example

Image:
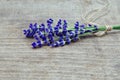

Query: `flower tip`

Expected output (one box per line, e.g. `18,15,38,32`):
23,30,27,35
31,42,37,48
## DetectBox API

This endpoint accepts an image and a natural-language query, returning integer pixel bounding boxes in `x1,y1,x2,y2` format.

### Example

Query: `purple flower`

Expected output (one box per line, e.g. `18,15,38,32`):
47,18,53,24
80,28,85,34
47,19,54,33
69,31,75,37
74,21,79,30
31,42,37,48
75,29,79,35
23,23,38,38
37,40,42,47
65,35,71,44
57,36,65,46
51,41,60,47
57,19,62,29
59,40,65,46
31,40,42,48
40,23,45,31
54,26,59,32
23,19,99,48
51,39,65,47
85,30,92,33
47,32,54,43
94,25,98,30
34,23,38,28
25,29,31,37
23,30,27,35
73,34,79,42
88,24,92,27
80,24,85,29
29,23,33,29
34,35,39,41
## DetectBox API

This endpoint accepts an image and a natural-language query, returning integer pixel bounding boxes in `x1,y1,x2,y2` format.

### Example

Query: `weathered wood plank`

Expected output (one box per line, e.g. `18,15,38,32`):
0,0,120,80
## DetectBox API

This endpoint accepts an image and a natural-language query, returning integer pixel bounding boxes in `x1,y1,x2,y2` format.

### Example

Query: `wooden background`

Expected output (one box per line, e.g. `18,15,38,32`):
0,0,120,80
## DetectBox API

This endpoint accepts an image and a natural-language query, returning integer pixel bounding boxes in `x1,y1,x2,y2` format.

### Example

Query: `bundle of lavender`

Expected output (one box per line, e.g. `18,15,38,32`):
23,18,120,48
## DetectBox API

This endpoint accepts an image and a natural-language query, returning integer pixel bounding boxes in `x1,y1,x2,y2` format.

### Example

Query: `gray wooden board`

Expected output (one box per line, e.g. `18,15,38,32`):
0,0,120,80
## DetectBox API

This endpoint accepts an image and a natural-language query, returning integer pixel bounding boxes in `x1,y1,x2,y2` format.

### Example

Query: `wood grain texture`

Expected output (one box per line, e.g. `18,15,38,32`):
0,0,120,80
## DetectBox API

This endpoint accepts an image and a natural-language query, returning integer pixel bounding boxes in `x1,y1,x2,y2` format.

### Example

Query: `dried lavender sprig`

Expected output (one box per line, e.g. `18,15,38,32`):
23,18,120,48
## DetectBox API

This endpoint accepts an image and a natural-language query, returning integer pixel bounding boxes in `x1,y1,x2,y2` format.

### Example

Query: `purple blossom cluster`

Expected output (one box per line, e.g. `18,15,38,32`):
23,18,98,48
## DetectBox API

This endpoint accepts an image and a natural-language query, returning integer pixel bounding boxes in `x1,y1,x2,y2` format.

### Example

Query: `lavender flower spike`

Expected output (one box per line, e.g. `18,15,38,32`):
23,18,120,48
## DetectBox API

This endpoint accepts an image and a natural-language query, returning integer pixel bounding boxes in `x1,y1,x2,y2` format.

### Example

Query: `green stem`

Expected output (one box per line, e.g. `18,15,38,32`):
68,25,120,31
66,25,120,38
112,25,120,30
98,25,120,31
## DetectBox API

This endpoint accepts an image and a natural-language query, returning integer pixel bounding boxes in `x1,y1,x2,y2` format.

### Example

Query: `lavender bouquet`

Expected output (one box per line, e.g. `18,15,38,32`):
23,18,120,48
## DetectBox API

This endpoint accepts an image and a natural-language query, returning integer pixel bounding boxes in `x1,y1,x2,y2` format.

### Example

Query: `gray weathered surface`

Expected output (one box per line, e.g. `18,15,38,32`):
0,0,120,80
